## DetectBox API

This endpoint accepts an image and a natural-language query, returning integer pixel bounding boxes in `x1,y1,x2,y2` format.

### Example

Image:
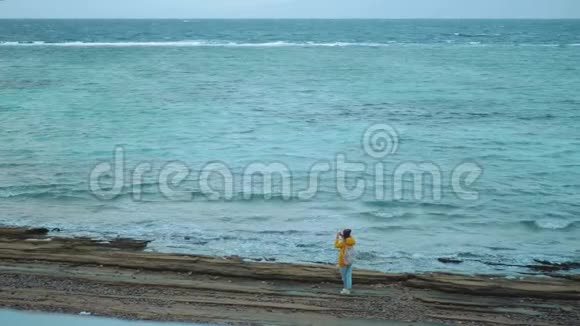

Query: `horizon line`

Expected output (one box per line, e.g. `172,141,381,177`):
1,17,580,20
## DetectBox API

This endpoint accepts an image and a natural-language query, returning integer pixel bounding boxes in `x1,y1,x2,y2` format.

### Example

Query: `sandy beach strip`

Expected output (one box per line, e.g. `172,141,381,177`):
0,226,578,325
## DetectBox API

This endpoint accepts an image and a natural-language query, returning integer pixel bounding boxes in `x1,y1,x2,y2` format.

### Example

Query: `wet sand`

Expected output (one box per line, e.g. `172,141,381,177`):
0,227,578,325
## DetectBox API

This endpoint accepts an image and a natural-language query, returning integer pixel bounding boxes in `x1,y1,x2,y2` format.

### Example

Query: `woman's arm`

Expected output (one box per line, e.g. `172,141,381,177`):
334,232,343,248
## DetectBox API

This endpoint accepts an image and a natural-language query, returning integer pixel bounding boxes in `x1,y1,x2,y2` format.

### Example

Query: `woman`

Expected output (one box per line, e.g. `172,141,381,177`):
334,229,356,294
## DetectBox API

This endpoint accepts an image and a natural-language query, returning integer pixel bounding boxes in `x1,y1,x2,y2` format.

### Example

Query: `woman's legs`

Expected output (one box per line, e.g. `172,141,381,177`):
339,266,347,288
345,265,353,289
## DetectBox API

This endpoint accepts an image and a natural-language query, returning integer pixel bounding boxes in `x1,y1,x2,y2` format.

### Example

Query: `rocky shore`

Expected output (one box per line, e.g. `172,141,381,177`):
0,226,578,325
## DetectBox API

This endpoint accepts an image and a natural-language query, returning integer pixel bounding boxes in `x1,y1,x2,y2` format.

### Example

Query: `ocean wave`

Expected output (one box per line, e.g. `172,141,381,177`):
457,251,484,258
0,162,38,168
90,204,124,213
521,219,580,231
364,200,460,210
0,185,321,202
254,230,302,235
516,43,562,47
452,32,502,38
355,251,381,260
366,225,422,232
0,40,391,48
456,219,579,232
359,211,416,221
1,40,580,48
0,184,88,200
517,113,557,121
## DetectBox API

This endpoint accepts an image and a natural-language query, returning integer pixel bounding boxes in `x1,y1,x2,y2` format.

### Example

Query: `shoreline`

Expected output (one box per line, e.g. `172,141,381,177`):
0,226,578,325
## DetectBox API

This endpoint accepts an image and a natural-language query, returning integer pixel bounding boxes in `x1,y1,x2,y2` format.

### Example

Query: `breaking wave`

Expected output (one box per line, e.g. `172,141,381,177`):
0,40,392,47
520,219,580,231
1,40,580,48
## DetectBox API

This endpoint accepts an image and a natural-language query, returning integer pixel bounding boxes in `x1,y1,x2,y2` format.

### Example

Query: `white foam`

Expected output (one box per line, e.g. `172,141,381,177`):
518,43,560,47
1,40,578,48
0,40,391,48
535,219,572,230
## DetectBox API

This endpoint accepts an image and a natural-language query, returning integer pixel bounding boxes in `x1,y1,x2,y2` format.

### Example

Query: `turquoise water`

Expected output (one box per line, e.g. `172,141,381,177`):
0,310,438,326
0,310,208,326
0,20,579,274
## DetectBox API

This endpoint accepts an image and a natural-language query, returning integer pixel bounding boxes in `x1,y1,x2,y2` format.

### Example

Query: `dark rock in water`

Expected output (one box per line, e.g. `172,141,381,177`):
108,238,151,251
183,236,210,245
309,261,335,266
478,259,580,274
478,260,526,268
265,257,276,262
529,259,580,272
527,265,562,273
51,228,62,232
0,226,151,251
225,255,243,261
26,228,50,235
438,258,464,264
0,227,49,238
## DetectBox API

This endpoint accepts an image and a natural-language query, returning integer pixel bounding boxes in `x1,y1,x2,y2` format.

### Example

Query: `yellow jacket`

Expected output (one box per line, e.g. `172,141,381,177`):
334,236,356,267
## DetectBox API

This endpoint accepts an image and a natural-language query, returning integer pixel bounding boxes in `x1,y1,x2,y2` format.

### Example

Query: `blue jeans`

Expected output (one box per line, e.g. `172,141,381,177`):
340,265,353,289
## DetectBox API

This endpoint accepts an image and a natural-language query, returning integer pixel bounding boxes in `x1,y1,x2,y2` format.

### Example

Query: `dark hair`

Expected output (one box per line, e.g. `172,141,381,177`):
342,229,352,239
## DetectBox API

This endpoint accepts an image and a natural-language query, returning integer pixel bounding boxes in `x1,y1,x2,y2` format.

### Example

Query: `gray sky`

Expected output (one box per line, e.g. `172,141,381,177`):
1,0,579,19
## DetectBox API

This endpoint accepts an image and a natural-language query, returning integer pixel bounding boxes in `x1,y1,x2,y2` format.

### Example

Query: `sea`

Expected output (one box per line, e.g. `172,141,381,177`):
0,19,579,275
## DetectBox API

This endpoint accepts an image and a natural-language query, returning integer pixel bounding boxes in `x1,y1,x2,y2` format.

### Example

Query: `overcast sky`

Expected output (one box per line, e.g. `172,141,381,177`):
1,0,580,19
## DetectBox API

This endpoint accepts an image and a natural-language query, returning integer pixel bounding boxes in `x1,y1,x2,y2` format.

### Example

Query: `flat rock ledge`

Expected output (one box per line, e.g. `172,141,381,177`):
0,226,578,300
0,226,579,326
